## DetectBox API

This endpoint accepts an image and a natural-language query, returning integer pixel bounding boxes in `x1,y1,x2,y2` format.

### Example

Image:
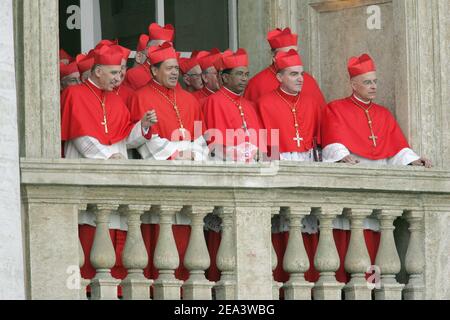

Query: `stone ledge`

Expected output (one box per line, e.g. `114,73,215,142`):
20,158,450,194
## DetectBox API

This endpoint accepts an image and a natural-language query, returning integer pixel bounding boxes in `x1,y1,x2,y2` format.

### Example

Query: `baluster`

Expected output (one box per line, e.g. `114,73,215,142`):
119,205,152,300
153,205,184,300
89,204,120,300
403,210,425,300
215,207,236,300
78,238,90,300
312,207,345,300
343,208,373,300
282,207,314,300
183,206,215,300
374,209,404,300
271,209,283,300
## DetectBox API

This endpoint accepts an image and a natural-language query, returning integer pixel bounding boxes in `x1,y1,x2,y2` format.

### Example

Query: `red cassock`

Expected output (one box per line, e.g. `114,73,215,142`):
114,84,134,111
123,63,153,91
129,80,204,141
257,87,322,154
192,87,215,113
203,87,264,151
60,81,134,145
321,97,410,159
244,64,327,110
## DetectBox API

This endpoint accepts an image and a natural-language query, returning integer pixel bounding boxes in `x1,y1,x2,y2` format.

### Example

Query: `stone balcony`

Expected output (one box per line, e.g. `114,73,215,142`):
20,158,450,300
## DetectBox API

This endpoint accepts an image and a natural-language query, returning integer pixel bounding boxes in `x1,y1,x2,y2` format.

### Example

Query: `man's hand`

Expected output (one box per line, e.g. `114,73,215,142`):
141,110,158,130
109,153,126,160
339,155,360,165
410,157,432,168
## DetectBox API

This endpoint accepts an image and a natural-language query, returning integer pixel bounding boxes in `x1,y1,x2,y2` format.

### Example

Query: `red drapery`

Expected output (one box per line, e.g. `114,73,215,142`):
79,226,379,298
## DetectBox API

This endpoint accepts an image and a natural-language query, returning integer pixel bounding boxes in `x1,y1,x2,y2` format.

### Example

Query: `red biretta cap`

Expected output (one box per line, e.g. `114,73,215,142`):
94,45,123,66
178,56,200,74
274,49,303,71
347,53,376,78
76,50,95,74
95,39,119,50
267,28,298,49
60,61,79,78
148,23,175,42
221,48,248,70
137,34,150,52
197,48,222,71
111,45,131,61
59,49,74,63
147,42,178,65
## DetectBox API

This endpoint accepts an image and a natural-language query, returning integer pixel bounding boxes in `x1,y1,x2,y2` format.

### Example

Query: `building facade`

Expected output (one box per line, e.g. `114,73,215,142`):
0,0,449,300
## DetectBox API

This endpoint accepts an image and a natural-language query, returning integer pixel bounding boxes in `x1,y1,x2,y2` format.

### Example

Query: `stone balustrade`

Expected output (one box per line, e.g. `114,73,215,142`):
20,159,450,300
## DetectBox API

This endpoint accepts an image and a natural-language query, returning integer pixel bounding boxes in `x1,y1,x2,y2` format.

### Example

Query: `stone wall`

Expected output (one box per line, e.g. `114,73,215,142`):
0,0,26,300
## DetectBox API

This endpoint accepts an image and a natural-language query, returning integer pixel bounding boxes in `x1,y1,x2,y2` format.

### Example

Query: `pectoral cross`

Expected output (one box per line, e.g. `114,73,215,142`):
369,134,378,147
293,132,303,147
101,113,108,134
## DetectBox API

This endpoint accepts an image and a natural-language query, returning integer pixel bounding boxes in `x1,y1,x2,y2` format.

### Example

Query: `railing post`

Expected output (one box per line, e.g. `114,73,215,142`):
403,210,425,300
182,206,215,300
119,205,152,300
271,208,283,300
374,209,404,300
89,204,120,300
215,207,236,300
153,205,184,300
343,208,373,300
78,238,90,300
282,207,314,300
312,207,345,300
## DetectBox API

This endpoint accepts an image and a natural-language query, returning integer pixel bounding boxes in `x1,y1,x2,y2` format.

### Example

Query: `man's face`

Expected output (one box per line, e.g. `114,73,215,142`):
152,58,180,89
183,65,203,90
135,51,147,65
95,65,122,91
276,65,304,94
202,66,220,92
60,72,81,90
81,70,90,82
223,66,250,94
351,71,378,101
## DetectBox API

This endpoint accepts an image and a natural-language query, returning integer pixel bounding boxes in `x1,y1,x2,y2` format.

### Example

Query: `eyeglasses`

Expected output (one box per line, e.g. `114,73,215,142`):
186,73,202,79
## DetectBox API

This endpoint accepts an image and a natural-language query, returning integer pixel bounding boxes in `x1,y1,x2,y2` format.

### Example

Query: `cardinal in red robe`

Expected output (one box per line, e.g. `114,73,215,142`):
192,49,222,108
257,49,322,161
203,48,265,162
321,53,432,167
244,28,326,112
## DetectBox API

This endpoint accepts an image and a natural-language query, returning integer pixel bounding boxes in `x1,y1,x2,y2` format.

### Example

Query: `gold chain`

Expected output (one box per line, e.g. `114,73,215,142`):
350,96,378,147
220,89,249,132
84,82,108,134
276,90,303,147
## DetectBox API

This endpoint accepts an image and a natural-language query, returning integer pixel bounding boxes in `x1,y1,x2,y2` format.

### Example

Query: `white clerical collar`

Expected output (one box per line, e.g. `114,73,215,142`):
223,86,242,97
87,78,101,89
280,87,299,96
205,87,216,94
353,94,371,105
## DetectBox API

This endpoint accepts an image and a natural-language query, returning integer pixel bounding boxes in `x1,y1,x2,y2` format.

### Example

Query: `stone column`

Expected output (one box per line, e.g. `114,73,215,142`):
215,207,236,300
343,209,373,300
89,204,120,300
374,210,404,300
120,205,152,300
14,0,60,158
282,207,314,300
234,205,273,299
153,205,183,300
25,201,80,299
0,0,25,300
312,207,344,300
271,209,283,300
403,210,425,300
183,206,215,300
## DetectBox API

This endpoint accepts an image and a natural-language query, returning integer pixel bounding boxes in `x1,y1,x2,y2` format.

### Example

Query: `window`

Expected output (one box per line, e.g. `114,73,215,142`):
59,0,238,57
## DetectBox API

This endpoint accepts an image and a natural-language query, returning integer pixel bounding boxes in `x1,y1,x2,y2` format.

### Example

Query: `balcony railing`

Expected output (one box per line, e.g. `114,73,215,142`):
20,158,450,300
